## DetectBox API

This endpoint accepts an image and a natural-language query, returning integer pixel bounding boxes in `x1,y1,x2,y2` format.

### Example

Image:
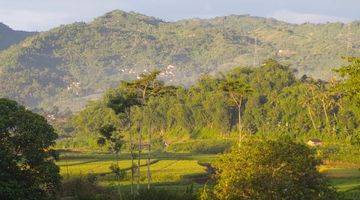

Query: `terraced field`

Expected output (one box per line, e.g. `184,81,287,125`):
57,152,360,198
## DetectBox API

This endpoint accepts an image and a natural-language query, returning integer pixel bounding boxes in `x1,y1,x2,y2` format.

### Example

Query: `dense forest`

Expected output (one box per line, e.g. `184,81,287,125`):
0,10,359,110
58,58,360,162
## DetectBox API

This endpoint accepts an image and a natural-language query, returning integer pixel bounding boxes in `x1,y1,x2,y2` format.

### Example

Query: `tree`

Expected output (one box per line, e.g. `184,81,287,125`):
97,123,124,165
220,78,252,140
105,85,140,194
97,123,125,181
106,71,177,191
335,57,360,144
0,98,60,200
203,137,338,200
300,83,319,131
335,57,360,104
127,71,176,190
127,71,162,191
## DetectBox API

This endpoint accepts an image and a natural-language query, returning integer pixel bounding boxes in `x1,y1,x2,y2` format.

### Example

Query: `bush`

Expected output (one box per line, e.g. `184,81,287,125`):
167,140,234,154
203,136,339,200
109,164,126,180
59,176,117,200
350,131,360,146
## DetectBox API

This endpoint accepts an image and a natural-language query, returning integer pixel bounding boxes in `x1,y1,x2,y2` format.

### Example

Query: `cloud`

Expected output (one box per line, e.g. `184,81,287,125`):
269,10,351,24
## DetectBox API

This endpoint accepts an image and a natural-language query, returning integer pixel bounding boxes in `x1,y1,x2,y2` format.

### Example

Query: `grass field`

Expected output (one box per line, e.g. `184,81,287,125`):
319,166,360,199
57,151,360,199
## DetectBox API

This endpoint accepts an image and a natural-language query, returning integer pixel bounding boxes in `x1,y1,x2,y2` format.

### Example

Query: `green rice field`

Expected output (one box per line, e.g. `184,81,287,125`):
57,151,360,199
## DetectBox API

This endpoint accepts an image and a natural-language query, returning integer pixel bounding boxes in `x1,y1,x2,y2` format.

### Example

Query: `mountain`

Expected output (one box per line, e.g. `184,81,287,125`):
0,10,359,111
0,23,35,51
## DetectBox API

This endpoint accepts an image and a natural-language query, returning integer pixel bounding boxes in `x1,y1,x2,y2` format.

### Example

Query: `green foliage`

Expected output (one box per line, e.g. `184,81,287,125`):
60,176,118,200
72,100,121,137
69,59,360,162
350,131,360,146
109,164,126,180
98,124,124,154
336,57,360,105
205,137,339,200
0,98,60,200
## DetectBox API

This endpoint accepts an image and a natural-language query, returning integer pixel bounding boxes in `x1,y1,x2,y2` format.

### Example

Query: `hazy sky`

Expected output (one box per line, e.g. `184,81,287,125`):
0,0,359,31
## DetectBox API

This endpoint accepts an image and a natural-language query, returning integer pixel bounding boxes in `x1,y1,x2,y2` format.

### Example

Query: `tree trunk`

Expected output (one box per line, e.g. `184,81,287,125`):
238,97,243,142
137,130,142,192
321,99,330,130
116,152,119,166
147,130,151,190
130,131,134,194
307,106,317,131
129,117,134,195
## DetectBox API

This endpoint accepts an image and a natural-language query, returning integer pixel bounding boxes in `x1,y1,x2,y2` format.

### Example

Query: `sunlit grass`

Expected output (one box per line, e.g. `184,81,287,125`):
321,167,360,191
57,151,360,199
143,160,206,183
58,158,148,177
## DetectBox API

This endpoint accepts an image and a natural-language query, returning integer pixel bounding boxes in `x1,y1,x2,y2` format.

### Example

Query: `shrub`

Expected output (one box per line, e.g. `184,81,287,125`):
109,164,126,180
203,136,339,200
59,176,117,200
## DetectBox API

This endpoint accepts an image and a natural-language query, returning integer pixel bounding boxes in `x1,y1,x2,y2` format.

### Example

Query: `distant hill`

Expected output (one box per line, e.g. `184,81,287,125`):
0,10,359,110
0,23,35,51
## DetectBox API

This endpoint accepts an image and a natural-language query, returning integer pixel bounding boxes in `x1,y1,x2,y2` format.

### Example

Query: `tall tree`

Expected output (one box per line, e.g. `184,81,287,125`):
105,84,140,195
220,78,252,140
121,71,177,190
300,83,319,131
0,98,60,200
131,71,161,191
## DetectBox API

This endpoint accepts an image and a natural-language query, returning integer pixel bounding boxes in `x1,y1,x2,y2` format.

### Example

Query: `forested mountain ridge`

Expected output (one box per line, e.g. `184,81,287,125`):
0,10,359,110
0,23,35,51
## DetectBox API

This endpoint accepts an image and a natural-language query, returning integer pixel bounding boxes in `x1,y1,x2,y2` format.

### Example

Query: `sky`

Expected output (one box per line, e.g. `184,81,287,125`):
0,0,359,31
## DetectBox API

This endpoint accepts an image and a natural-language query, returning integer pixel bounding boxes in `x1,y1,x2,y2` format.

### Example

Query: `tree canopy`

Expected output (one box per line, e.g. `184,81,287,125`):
0,98,60,200
69,59,360,148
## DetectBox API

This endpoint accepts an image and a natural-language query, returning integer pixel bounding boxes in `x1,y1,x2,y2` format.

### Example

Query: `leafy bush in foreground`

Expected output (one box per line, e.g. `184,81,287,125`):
203,137,339,200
